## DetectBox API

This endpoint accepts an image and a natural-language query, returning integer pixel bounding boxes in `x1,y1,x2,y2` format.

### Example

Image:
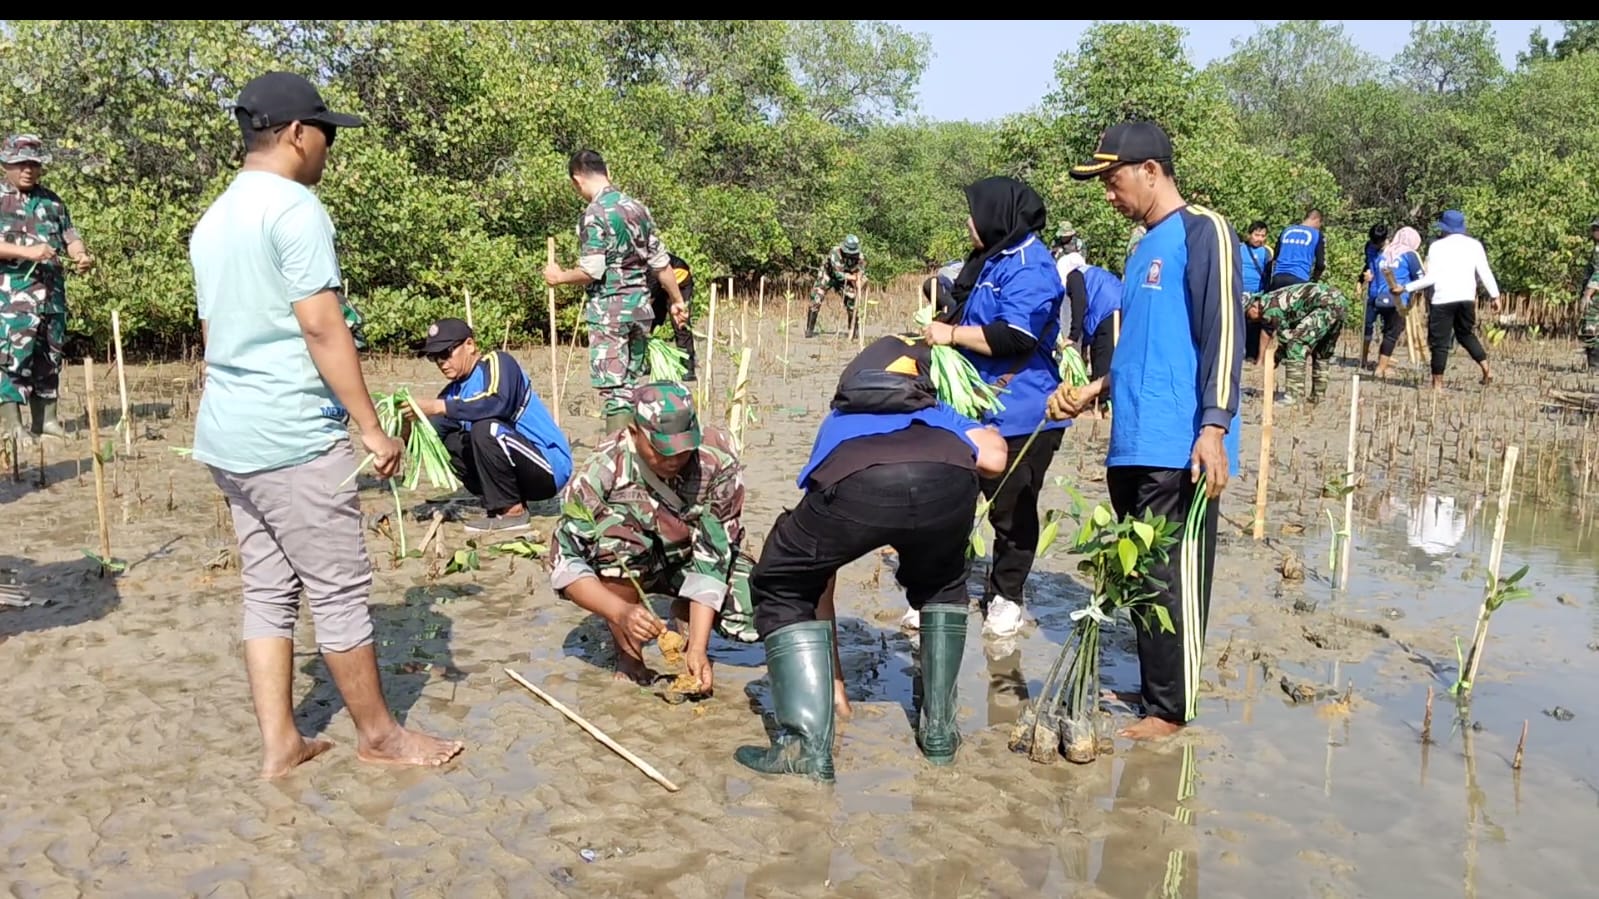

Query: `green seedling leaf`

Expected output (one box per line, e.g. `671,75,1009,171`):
1132,520,1155,550
1092,504,1113,527
1117,537,1137,577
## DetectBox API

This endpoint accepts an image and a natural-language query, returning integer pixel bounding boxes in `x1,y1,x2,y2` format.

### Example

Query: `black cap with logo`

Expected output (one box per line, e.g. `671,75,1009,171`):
1069,121,1174,180
422,318,474,355
234,71,365,131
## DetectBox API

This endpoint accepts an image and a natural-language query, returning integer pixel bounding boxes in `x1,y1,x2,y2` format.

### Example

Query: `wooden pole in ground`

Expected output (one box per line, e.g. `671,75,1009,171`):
85,359,112,566
1253,333,1276,540
728,348,752,454
545,237,560,426
464,287,474,329
111,309,131,454
503,667,680,792
1338,374,1360,589
704,284,718,417
1459,444,1519,699
757,276,766,354
782,294,792,383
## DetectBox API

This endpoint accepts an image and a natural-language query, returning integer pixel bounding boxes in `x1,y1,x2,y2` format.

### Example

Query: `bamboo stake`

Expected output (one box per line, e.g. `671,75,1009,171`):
503,667,680,792
1253,333,1276,539
756,276,766,355
111,309,131,454
1512,719,1527,770
1459,444,1519,699
545,237,560,427
1338,375,1360,589
728,348,752,454
1421,685,1434,743
782,294,792,383
464,287,474,329
704,284,717,416
85,359,112,566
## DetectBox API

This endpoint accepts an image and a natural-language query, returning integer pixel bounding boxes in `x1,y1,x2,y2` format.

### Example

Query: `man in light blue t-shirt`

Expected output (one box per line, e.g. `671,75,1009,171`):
190,71,463,779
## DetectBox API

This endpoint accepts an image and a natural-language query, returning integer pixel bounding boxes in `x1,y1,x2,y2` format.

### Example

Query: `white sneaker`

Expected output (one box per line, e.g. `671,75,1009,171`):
898,607,920,631
982,596,1025,638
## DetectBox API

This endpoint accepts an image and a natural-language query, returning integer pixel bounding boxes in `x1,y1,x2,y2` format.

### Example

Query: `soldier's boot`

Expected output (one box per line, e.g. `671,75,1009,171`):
0,402,32,448
734,620,836,782
29,396,66,439
916,606,968,765
1309,360,1330,404
1282,355,1307,406
805,309,820,339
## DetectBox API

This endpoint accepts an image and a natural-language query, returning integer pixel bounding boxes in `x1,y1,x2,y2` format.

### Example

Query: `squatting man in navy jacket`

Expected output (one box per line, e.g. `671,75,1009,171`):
403,318,574,534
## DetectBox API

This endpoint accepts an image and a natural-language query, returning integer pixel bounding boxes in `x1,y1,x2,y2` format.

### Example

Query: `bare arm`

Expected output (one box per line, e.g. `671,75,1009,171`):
965,426,1009,478
293,289,383,434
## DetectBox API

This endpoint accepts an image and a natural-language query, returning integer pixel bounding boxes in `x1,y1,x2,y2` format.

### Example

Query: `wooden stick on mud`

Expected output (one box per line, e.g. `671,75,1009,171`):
111,309,132,454
1338,375,1360,589
1253,333,1276,540
545,237,560,427
1460,444,1519,698
85,358,112,565
1513,719,1528,770
1421,684,1434,743
503,667,681,793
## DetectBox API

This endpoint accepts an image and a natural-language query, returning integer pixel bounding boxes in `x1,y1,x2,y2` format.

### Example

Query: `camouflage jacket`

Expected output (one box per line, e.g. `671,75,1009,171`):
578,184,670,326
1256,281,1347,332
0,181,80,312
821,246,865,280
549,425,745,611
1586,244,1599,291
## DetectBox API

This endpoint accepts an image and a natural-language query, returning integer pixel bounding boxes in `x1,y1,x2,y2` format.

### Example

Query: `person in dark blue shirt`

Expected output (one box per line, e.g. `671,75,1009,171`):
1058,120,1244,741
1240,219,1274,363
409,318,573,533
736,335,1007,782
1357,223,1388,370
1270,210,1325,290
921,175,1068,641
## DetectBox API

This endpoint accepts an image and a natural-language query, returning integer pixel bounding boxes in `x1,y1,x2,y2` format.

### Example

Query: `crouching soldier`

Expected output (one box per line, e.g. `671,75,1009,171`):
549,381,758,688
1247,281,1348,405
734,335,1008,782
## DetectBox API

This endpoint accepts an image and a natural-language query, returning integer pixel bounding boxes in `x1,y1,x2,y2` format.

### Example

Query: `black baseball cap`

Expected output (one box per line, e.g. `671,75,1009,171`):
1069,121,1174,180
422,318,473,355
234,71,365,131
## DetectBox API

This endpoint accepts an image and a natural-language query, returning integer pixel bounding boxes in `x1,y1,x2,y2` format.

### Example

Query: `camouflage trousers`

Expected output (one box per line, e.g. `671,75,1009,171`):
1580,290,1599,349
1276,308,1343,403
808,272,858,313
587,534,759,644
589,317,653,420
0,291,64,405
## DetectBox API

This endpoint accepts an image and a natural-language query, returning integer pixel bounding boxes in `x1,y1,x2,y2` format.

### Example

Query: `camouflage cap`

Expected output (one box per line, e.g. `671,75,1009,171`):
633,381,702,456
841,234,861,255
0,134,51,166
1055,221,1078,239
1589,217,1599,229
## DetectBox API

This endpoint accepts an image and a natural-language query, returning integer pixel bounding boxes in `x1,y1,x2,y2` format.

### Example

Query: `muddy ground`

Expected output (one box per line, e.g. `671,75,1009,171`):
3,289,1597,897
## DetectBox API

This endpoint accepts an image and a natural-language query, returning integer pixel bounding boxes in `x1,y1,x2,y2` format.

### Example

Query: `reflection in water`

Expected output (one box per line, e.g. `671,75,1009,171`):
985,640,1029,727
1400,493,1480,557
1094,742,1200,899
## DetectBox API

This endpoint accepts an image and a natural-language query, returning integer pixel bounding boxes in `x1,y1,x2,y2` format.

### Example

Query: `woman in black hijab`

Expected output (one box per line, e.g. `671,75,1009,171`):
920,176,1070,641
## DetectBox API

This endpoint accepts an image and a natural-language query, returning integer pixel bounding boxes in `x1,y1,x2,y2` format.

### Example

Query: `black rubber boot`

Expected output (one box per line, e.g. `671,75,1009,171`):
916,606,968,765
805,309,819,338
734,621,836,782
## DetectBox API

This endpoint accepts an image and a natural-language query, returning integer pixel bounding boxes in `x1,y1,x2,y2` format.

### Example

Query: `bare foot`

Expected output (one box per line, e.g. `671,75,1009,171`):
260,735,335,779
1117,716,1183,741
613,653,656,685
834,680,853,720
357,726,465,768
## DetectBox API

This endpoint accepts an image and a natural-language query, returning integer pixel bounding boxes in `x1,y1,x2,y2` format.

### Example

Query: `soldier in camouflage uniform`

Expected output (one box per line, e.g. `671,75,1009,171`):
1245,281,1347,405
0,134,94,444
806,234,866,339
550,381,758,691
545,150,687,432
1579,218,1599,371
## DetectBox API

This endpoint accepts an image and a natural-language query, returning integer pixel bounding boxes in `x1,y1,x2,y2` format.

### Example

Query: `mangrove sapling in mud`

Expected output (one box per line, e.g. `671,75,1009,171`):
1010,484,1182,765
1453,446,1524,701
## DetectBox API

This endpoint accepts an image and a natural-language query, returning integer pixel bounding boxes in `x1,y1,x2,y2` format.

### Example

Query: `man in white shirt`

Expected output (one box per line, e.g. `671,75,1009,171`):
1403,209,1499,388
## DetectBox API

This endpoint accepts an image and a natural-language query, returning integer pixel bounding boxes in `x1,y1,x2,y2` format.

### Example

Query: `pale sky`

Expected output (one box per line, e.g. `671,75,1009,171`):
888,19,1562,122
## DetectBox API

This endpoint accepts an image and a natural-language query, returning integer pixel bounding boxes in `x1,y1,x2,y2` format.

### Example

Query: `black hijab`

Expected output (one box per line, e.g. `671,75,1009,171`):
942,176,1049,322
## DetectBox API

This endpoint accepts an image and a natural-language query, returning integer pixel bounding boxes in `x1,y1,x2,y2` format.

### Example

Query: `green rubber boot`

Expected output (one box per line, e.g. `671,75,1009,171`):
29,396,66,439
734,620,836,782
916,606,968,765
1,401,32,448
